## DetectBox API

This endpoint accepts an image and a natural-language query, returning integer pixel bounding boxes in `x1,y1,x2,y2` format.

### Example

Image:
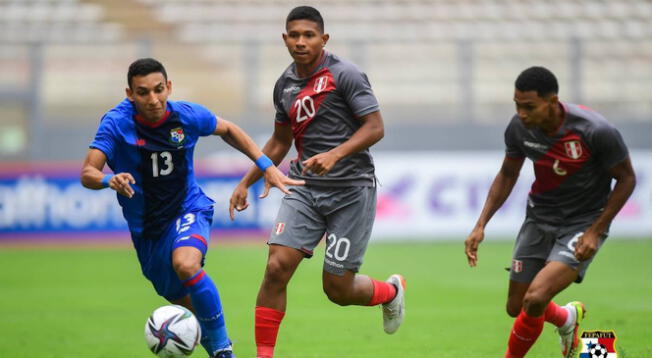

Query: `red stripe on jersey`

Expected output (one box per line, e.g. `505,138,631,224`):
182,270,206,287
287,68,336,157
530,130,591,194
191,233,208,248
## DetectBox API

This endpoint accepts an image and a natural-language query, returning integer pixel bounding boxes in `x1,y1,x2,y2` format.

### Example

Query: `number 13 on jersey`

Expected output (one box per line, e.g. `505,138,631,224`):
150,151,174,177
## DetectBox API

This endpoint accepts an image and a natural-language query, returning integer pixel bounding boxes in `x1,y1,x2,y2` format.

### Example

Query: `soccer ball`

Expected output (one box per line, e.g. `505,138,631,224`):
145,305,201,357
589,343,609,358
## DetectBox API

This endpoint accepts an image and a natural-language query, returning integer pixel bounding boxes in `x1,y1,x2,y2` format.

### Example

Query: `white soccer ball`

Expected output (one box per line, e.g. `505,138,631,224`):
145,305,202,358
589,343,609,358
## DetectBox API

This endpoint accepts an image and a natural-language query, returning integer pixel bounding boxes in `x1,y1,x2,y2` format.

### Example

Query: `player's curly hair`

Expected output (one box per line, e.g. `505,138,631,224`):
515,66,559,97
286,6,324,33
127,58,168,89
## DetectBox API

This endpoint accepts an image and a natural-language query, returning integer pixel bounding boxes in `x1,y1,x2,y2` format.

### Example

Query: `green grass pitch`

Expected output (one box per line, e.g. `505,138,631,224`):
1,239,651,357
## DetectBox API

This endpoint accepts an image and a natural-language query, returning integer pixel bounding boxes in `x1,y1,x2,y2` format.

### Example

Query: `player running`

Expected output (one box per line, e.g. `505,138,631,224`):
229,6,406,358
464,66,636,358
81,58,302,358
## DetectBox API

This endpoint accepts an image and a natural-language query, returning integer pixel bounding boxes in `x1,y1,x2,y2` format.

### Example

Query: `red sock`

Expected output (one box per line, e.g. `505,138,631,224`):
544,301,568,327
255,306,285,358
505,310,545,358
366,279,397,306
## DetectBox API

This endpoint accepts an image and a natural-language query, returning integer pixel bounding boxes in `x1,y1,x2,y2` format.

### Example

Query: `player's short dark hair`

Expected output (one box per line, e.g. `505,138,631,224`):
127,58,168,89
286,6,324,33
515,66,559,97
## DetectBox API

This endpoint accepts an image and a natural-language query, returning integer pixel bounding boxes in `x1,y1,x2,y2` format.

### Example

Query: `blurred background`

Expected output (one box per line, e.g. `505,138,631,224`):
1,0,651,240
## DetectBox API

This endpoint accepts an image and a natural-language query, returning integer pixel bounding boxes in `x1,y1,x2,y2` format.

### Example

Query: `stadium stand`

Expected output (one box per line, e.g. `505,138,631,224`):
0,0,650,159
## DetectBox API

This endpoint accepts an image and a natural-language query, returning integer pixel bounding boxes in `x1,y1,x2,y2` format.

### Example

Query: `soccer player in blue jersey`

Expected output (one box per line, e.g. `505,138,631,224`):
464,66,636,358
229,6,405,358
80,58,303,358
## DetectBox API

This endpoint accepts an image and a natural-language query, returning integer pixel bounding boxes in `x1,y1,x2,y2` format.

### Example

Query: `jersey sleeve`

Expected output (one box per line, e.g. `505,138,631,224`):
89,114,117,163
504,118,525,159
337,63,380,118
590,123,629,170
273,80,290,125
189,103,218,136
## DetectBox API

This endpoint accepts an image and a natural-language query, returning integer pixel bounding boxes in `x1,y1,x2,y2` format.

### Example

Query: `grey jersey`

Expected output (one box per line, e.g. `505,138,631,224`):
504,102,629,225
273,51,380,187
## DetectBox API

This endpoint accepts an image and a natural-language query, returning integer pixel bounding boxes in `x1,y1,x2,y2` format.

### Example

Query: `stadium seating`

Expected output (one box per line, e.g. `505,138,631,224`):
0,0,651,159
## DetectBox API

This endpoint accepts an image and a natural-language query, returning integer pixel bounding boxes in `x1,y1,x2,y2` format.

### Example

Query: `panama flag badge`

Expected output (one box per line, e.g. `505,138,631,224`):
579,330,618,358
169,127,185,145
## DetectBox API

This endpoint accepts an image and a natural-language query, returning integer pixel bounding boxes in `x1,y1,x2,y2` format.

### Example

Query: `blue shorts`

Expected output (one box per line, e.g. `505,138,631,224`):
132,208,214,301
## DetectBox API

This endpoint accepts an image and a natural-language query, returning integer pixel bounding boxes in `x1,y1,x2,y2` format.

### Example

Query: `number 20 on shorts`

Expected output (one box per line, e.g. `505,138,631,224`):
326,233,351,262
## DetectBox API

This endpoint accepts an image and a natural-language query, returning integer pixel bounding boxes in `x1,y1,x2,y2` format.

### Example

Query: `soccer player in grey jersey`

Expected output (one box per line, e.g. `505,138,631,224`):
229,6,405,358
464,67,636,358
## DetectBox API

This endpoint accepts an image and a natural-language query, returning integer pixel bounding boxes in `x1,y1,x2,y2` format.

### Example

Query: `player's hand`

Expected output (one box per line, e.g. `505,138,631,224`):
464,226,485,267
260,166,305,199
229,183,250,220
301,151,340,176
574,230,600,261
109,173,136,198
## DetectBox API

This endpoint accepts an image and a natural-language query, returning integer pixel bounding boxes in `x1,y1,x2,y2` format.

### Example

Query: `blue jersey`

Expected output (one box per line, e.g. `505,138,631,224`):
90,98,217,240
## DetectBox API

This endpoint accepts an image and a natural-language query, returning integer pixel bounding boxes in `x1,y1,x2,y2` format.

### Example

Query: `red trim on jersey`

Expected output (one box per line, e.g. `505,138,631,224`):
182,270,206,287
287,67,336,158
530,130,591,195
191,233,208,248
134,110,170,128
576,104,595,112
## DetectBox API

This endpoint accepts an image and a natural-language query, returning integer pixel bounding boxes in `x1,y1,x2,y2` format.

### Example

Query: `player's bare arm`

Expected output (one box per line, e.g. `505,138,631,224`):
301,110,384,176
465,156,524,267
575,157,636,261
80,148,135,198
228,123,299,220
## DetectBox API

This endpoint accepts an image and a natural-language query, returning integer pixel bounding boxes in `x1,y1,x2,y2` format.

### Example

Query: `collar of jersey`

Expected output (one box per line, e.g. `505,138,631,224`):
134,110,171,128
551,101,567,136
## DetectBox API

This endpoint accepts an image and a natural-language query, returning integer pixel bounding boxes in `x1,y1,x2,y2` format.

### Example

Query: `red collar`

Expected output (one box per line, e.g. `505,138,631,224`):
134,110,171,128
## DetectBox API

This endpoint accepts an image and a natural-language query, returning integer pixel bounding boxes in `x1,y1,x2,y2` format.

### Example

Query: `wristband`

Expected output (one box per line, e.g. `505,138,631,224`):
255,154,273,171
101,174,114,188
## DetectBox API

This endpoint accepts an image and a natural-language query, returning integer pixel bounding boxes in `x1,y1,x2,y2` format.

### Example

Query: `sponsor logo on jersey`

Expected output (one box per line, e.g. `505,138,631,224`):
565,140,583,159
579,330,618,357
283,86,301,94
523,140,548,152
512,259,523,273
313,76,329,93
169,127,185,145
274,222,285,235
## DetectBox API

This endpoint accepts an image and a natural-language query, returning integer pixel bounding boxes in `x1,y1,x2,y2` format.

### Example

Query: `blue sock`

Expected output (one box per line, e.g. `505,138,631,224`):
182,270,230,354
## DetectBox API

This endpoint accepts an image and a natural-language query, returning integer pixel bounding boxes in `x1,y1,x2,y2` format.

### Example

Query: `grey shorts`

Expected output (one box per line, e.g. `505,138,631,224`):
268,185,377,276
510,217,607,283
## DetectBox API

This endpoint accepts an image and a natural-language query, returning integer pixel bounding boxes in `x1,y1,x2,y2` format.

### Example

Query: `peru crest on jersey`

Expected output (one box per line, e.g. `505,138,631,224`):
565,140,583,159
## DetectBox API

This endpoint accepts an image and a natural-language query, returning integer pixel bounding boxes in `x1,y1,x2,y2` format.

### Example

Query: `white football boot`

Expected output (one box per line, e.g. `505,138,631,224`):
382,274,406,334
558,301,586,358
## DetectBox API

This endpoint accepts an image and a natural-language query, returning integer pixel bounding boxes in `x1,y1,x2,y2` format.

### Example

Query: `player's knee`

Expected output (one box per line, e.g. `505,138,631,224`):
263,258,293,286
172,260,201,281
522,289,549,314
506,301,521,318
